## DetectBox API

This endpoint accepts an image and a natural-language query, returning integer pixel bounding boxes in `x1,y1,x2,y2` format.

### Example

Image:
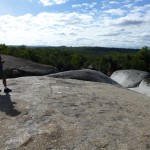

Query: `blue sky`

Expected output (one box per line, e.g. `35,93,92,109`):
0,0,150,48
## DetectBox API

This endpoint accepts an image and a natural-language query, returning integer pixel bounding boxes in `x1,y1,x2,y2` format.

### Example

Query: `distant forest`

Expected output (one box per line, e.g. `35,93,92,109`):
0,44,150,76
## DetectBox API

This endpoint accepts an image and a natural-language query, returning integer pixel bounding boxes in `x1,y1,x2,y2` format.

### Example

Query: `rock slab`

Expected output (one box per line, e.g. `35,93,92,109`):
2,55,57,77
48,69,119,85
0,76,150,149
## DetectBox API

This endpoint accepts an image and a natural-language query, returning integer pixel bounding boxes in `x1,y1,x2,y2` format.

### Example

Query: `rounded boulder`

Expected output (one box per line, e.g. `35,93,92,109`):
110,69,150,88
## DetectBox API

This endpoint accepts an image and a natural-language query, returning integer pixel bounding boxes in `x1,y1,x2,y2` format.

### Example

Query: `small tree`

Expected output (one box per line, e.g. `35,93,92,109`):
0,44,8,53
139,46,150,71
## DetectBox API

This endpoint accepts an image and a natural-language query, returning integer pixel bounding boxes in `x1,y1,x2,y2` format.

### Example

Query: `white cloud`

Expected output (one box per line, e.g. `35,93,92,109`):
72,4,82,8
72,2,97,9
109,1,119,4
104,9,125,16
144,4,150,9
124,4,134,8
101,1,111,9
130,6,144,13
0,7,150,48
0,12,93,46
39,0,68,6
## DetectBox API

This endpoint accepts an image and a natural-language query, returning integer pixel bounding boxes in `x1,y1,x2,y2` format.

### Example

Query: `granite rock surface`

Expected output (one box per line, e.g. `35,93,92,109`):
1,55,57,78
110,69,150,88
0,76,150,149
48,69,119,85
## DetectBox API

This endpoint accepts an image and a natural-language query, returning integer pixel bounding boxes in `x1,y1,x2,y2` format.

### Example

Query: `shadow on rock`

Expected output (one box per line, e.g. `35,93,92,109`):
0,93,21,117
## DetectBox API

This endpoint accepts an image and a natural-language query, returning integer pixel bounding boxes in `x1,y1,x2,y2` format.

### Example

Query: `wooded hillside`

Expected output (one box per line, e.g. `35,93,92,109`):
0,44,149,76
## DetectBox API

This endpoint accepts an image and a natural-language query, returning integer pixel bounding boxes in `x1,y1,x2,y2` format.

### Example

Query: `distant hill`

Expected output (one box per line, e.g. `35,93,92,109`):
8,45,139,53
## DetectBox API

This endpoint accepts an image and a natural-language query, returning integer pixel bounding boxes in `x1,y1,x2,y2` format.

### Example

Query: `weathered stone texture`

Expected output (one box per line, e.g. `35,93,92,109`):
0,76,150,149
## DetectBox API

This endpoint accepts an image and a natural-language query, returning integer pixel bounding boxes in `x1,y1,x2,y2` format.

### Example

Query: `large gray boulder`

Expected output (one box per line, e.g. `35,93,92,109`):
1,55,58,78
48,69,119,85
139,78,150,89
0,76,150,149
110,69,150,88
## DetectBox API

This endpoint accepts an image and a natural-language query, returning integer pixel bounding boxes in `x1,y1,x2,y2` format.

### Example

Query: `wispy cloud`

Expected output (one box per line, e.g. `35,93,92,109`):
109,1,119,4
101,1,111,9
72,2,97,9
104,9,125,16
135,0,143,2
39,0,69,6
124,4,134,8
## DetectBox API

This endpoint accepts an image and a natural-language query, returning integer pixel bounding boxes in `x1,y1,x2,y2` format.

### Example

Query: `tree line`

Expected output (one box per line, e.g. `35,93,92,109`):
0,44,150,76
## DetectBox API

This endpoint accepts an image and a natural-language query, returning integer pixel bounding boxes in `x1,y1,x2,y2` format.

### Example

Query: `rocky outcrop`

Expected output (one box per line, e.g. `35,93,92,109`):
129,78,150,97
0,76,150,149
110,69,150,88
139,78,150,89
48,69,119,85
2,55,58,78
